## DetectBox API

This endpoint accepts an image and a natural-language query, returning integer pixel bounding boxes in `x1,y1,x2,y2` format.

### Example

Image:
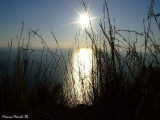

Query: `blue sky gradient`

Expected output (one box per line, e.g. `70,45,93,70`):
0,0,159,48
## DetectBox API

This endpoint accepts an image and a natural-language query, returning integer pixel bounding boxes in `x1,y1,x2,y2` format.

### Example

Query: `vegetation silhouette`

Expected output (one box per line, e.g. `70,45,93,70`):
0,0,160,119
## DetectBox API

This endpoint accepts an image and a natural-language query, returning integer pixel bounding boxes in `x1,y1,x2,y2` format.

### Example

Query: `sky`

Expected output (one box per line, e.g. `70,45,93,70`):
0,0,159,48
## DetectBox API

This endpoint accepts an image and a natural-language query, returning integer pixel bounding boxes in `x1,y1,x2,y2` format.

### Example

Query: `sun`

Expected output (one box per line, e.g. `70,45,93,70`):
79,13,90,28
65,0,101,29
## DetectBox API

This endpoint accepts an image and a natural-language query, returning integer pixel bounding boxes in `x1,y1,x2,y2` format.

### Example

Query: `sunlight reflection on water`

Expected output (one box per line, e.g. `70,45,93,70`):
73,48,92,104
65,48,94,106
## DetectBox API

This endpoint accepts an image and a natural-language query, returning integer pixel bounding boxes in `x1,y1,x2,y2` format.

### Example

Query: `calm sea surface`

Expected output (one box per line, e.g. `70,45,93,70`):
0,47,95,105
0,47,159,105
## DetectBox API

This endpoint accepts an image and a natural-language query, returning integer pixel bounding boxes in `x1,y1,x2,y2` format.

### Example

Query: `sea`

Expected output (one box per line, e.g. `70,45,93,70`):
0,46,159,106
0,46,95,105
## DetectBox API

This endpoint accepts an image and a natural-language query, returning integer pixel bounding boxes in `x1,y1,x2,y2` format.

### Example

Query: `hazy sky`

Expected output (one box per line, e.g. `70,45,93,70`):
0,0,159,48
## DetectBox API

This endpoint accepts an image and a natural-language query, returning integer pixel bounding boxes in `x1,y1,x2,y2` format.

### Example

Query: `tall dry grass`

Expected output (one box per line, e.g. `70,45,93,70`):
0,0,160,119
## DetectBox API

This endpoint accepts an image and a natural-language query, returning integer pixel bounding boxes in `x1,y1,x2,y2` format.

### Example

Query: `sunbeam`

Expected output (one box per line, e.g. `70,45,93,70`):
65,0,102,29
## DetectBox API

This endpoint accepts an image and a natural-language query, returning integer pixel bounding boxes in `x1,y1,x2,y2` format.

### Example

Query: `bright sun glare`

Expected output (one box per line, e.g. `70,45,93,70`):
79,13,90,28
66,0,101,30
